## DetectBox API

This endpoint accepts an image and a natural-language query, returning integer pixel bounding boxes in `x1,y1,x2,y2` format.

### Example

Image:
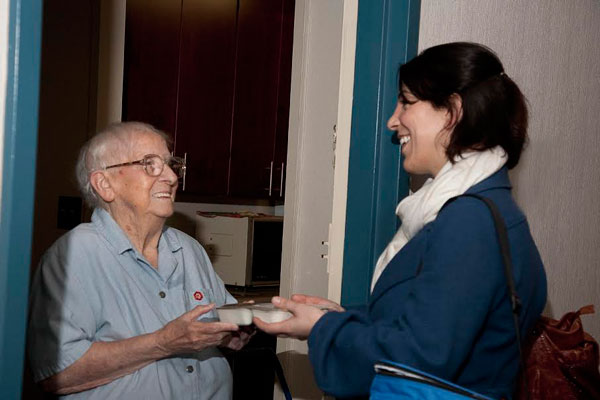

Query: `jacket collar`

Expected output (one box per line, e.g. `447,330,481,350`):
465,166,511,194
369,166,511,303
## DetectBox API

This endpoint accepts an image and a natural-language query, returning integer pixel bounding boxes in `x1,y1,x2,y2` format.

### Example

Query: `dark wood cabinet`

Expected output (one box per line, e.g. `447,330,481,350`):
176,0,238,196
123,0,294,204
228,0,294,199
122,0,180,135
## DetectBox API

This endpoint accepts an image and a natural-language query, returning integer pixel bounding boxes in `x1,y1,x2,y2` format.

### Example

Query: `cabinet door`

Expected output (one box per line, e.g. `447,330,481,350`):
228,0,293,198
122,0,181,134
175,0,238,196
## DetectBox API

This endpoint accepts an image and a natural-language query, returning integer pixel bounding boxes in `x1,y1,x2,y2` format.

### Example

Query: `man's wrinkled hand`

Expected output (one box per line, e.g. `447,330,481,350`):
155,304,239,356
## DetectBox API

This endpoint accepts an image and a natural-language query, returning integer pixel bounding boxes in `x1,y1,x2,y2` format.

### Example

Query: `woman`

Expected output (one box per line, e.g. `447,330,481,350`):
254,42,547,399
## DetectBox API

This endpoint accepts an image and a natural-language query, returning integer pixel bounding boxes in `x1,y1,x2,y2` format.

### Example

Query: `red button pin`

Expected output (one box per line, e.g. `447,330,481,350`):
193,291,204,301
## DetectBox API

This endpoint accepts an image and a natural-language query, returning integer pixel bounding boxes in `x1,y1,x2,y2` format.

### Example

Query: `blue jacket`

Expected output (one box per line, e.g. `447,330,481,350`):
307,168,547,399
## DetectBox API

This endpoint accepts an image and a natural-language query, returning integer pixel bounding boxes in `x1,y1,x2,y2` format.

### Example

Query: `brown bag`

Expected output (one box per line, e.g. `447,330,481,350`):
516,305,600,400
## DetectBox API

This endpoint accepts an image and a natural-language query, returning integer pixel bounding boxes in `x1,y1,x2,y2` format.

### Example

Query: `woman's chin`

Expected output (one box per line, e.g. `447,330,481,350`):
402,159,416,175
402,160,430,177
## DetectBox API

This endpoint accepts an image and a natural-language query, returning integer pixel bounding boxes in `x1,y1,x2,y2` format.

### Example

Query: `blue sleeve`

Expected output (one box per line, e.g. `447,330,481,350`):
27,242,96,382
307,198,506,398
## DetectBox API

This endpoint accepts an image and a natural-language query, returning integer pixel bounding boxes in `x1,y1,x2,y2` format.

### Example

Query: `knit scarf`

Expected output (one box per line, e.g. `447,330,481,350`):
370,146,507,292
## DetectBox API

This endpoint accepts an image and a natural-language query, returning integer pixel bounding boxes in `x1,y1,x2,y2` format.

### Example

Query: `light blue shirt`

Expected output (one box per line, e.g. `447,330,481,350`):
27,208,237,399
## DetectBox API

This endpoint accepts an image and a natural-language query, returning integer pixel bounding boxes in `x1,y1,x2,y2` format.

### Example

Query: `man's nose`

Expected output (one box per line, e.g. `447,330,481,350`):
161,164,179,184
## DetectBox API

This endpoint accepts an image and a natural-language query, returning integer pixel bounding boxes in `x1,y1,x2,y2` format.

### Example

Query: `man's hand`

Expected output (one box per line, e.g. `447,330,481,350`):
155,304,239,356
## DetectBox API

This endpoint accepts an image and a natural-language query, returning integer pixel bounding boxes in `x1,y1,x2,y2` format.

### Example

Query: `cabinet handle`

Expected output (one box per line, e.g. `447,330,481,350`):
264,161,273,196
182,152,187,191
279,162,285,197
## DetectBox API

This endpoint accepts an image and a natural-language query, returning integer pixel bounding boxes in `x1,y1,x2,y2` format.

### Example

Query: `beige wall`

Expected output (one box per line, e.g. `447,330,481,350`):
419,0,600,339
327,0,358,305
276,0,353,398
96,0,125,130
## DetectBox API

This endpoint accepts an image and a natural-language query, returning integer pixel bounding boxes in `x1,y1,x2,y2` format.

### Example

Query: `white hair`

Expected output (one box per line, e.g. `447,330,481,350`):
75,122,171,208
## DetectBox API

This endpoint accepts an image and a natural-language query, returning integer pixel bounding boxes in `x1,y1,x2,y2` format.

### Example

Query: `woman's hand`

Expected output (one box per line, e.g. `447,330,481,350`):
155,304,239,356
253,296,328,340
290,294,345,312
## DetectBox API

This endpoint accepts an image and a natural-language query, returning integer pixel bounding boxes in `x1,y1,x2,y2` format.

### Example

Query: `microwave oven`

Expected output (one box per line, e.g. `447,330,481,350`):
195,212,284,287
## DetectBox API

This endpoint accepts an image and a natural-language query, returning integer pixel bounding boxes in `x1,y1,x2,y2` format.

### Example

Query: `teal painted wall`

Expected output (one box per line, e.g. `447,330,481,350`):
341,0,420,307
0,0,43,397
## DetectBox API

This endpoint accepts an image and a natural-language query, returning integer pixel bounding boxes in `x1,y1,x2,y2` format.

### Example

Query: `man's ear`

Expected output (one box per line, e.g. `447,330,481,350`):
446,93,463,129
90,171,115,203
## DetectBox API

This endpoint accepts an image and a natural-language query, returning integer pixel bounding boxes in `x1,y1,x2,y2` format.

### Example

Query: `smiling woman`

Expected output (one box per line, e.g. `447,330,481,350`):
253,42,547,400
387,87,454,176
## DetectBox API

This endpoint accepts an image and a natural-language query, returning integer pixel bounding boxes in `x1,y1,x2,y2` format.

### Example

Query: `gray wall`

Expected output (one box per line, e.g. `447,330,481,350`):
419,0,600,339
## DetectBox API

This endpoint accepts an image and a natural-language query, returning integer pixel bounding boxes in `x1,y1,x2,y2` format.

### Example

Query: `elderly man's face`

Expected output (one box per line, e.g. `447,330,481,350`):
110,131,178,221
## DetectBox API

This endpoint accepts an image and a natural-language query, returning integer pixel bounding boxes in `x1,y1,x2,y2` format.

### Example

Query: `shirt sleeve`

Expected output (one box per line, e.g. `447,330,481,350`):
307,198,506,398
27,242,96,382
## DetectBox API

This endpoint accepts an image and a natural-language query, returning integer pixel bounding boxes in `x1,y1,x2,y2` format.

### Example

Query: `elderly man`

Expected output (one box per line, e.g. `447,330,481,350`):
27,122,250,399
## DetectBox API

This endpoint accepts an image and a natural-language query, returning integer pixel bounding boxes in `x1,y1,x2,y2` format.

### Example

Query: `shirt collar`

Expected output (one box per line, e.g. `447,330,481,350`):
92,208,135,254
91,208,183,255
160,226,183,253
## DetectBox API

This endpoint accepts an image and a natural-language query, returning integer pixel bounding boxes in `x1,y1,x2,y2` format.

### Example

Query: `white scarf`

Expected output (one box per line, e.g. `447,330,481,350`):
370,146,507,292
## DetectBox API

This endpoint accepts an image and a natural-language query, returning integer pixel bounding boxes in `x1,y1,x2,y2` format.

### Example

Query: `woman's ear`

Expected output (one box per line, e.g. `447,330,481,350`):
90,171,115,203
446,93,463,129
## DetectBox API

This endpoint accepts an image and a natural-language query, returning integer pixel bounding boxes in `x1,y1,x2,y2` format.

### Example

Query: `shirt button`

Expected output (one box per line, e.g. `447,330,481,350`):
159,291,166,299
186,365,194,373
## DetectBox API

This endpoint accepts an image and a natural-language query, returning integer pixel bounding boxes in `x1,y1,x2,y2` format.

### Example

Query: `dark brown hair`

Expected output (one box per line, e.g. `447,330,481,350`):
399,42,528,169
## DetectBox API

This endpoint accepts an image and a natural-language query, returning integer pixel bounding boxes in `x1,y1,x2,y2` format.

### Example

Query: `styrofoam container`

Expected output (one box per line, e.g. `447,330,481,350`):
217,303,293,325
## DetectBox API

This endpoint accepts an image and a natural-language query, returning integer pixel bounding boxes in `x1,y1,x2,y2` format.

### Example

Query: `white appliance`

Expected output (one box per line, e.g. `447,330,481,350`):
195,213,284,287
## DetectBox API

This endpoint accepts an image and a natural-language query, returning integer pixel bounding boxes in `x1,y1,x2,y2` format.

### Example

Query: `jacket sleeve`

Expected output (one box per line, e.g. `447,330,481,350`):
307,198,506,398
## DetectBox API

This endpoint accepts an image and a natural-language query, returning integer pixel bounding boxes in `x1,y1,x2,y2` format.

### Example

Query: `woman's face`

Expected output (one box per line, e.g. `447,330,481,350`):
387,86,452,176
108,132,179,223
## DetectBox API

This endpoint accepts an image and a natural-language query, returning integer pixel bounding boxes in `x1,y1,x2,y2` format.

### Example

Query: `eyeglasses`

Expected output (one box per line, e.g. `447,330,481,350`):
104,154,186,179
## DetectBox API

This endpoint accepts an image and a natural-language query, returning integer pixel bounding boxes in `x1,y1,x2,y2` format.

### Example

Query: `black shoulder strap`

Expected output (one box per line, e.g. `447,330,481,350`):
269,348,292,400
442,194,526,381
